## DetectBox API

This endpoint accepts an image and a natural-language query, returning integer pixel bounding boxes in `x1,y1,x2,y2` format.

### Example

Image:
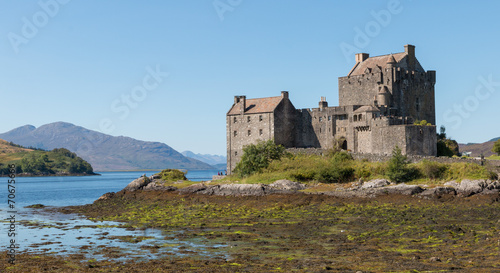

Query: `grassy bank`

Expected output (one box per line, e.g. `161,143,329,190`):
225,153,497,185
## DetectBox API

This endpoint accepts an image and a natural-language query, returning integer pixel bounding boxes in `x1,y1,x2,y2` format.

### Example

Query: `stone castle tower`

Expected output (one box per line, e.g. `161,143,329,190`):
226,45,437,174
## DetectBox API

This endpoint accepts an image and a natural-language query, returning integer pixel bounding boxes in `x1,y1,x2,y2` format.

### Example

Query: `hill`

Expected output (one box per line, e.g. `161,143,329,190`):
181,151,226,167
0,122,214,171
459,137,500,157
0,139,95,176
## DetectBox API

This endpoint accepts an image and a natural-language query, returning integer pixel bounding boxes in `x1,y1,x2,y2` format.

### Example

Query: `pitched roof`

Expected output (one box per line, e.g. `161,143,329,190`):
227,96,283,115
354,105,380,113
348,52,424,76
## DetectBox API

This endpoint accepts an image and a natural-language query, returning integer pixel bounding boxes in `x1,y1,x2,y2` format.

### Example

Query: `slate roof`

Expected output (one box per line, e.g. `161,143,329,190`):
348,52,425,76
227,96,283,115
354,105,381,113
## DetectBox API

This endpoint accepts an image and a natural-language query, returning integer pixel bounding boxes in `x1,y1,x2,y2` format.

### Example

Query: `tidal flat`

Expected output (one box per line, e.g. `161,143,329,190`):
2,191,500,272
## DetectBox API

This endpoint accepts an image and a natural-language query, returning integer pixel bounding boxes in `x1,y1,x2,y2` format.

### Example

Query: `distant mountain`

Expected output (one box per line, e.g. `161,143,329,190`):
0,122,214,171
459,136,500,157
182,151,226,166
489,137,500,142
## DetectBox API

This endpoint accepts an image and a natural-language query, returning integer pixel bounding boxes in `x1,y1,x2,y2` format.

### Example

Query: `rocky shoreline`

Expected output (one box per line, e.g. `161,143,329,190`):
97,174,500,202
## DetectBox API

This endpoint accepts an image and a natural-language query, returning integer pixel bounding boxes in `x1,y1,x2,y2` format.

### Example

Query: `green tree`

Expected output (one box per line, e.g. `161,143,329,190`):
386,146,417,182
234,139,286,177
493,139,500,156
436,126,459,157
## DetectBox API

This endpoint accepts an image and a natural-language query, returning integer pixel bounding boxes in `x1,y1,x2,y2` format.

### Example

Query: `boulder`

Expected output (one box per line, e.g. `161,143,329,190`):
123,176,151,191
200,184,267,196
178,183,208,194
486,180,500,190
373,184,425,195
360,179,390,189
457,179,487,197
269,180,306,191
419,187,456,198
143,182,177,191
444,181,459,188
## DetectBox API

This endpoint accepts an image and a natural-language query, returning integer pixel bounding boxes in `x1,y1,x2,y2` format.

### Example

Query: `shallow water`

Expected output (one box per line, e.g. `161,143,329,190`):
0,170,227,261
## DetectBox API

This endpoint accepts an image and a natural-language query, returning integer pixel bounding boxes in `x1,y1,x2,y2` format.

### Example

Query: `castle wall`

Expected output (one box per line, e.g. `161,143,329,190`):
226,112,274,174
393,70,436,124
404,125,437,156
273,99,297,148
338,72,383,106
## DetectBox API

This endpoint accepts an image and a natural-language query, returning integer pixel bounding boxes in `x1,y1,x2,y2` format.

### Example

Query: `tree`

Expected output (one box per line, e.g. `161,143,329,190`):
436,126,459,157
233,139,286,177
386,146,417,182
438,125,446,140
493,139,500,156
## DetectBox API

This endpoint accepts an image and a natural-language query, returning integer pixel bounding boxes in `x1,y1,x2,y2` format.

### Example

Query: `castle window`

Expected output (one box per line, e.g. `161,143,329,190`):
233,131,237,137
233,117,237,123
416,98,420,112
320,128,322,133
328,116,331,121
354,115,357,122
259,115,263,121
247,116,251,122
259,129,263,135
235,151,238,156
319,117,323,122
247,130,251,136
359,114,362,121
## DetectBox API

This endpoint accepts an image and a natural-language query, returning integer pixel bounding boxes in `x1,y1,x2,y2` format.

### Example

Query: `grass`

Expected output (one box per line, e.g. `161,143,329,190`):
225,153,497,185
487,155,500,160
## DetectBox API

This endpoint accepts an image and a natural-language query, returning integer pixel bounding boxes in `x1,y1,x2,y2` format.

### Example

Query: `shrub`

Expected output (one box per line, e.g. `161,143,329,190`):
159,169,187,182
418,160,447,180
386,146,418,182
314,166,354,183
331,151,353,163
234,140,287,177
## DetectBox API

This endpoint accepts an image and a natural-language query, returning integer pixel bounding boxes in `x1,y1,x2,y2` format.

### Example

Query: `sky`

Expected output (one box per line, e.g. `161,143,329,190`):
1,0,500,156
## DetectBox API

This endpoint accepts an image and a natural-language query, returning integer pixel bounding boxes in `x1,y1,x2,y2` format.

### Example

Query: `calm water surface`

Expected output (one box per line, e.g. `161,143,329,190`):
0,170,227,260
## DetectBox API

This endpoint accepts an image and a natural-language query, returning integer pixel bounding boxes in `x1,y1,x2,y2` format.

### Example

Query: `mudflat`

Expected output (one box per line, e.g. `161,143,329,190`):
3,190,500,272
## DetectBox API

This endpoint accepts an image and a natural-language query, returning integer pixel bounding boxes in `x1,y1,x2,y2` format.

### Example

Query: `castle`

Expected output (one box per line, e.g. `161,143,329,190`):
226,45,437,174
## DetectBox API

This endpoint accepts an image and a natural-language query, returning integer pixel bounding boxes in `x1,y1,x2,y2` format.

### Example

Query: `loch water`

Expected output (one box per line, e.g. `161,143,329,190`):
0,170,227,261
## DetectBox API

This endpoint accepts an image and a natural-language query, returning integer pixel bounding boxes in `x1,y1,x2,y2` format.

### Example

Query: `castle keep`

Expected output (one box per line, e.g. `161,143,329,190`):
227,45,437,174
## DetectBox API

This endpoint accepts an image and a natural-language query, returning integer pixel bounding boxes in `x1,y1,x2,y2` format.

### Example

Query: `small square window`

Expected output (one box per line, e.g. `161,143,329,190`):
235,151,238,156
233,117,237,123
247,116,251,122
247,130,251,136
328,116,331,121
259,129,263,135
259,115,263,121
233,131,237,137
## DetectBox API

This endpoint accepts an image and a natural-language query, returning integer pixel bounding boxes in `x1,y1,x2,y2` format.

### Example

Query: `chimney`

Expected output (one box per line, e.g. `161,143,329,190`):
404,44,415,70
319,96,328,108
281,91,289,99
234,96,246,115
355,53,369,63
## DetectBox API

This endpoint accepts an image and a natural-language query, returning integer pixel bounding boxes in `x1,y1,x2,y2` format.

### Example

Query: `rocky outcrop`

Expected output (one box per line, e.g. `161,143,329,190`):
123,176,151,191
442,179,500,197
419,187,457,199
199,184,268,196
269,180,306,191
96,192,115,201
360,179,390,189
143,182,177,191
325,183,424,198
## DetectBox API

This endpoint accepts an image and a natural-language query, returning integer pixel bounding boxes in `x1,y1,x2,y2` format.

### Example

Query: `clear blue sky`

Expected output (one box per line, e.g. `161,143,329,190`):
1,0,500,155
